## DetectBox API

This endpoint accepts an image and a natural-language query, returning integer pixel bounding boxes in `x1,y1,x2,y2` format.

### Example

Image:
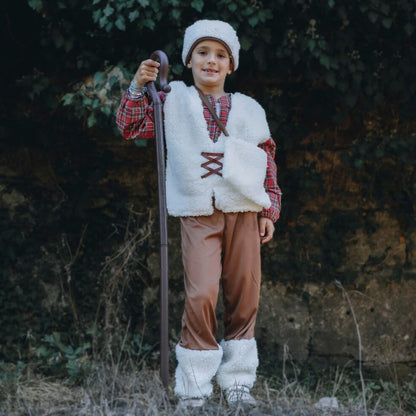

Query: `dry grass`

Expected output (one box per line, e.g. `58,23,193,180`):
0,363,410,416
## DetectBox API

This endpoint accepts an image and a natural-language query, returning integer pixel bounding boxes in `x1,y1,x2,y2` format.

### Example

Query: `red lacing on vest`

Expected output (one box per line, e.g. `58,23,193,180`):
201,152,224,178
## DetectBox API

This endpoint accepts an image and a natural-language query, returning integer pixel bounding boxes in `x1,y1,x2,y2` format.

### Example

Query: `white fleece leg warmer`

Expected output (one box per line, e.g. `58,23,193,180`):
216,338,259,391
174,344,223,400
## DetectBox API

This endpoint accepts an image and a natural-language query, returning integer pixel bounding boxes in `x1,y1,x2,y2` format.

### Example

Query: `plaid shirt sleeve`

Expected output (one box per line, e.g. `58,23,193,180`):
116,89,166,140
259,138,282,223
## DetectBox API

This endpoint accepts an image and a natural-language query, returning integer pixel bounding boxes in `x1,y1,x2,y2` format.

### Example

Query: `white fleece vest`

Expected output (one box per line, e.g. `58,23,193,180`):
164,81,271,217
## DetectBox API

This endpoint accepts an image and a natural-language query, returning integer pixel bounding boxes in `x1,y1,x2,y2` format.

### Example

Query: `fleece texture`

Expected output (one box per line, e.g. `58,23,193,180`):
164,81,271,217
216,338,259,390
223,137,271,208
182,20,240,70
174,344,223,399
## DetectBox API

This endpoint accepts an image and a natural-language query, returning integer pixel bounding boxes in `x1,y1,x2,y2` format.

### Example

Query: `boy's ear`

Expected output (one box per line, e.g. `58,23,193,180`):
228,61,233,74
187,61,192,68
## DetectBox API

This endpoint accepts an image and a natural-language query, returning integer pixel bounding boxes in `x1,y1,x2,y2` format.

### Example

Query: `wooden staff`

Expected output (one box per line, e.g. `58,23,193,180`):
146,50,171,389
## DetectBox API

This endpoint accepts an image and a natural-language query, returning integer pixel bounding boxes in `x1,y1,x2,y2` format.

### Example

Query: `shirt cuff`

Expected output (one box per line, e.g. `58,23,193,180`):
260,209,280,223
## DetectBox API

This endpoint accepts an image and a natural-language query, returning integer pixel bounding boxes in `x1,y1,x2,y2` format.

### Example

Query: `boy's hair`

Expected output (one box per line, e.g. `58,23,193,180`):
182,20,240,71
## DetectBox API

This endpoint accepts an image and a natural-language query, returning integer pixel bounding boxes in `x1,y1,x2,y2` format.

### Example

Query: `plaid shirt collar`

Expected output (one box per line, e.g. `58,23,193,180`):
203,93,232,143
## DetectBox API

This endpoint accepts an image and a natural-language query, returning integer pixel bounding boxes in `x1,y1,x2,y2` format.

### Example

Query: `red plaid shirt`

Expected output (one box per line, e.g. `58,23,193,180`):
116,89,282,222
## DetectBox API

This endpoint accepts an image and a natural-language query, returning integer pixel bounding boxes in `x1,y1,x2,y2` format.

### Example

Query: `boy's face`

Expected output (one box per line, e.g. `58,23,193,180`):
187,40,232,91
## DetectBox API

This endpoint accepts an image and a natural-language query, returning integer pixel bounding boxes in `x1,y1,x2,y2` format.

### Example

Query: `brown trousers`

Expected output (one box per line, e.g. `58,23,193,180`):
179,208,261,350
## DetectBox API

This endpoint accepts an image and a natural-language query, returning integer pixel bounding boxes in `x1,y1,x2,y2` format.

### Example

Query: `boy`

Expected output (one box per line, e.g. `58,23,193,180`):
116,19,281,407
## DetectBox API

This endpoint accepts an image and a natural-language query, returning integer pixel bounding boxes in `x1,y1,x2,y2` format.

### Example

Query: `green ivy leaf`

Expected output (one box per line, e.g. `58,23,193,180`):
103,4,114,17
240,35,252,51
258,9,271,23
382,17,392,29
328,0,335,8
109,76,119,87
325,71,336,87
308,39,316,52
94,71,106,85
319,55,331,69
128,10,140,22
248,16,258,27
99,15,108,28
28,0,43,12
142,19,155,30
101,106,112,116
62,93,74,105
171,9,180,20
92,10,101,23
368,11,378,23
190,0,204,12
242,7,253,16
115,16,126,31
354,158,363,168
87,112,97,128
35,345,49,357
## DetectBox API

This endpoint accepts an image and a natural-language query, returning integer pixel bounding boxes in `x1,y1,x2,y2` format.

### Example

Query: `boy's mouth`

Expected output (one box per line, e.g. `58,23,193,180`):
203,68,218,73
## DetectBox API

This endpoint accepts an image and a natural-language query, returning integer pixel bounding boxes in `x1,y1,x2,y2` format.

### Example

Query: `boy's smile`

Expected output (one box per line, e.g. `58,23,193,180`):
187,39,232,97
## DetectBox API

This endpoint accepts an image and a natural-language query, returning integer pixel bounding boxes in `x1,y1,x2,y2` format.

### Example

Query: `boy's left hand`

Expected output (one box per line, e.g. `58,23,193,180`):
259,217,275,244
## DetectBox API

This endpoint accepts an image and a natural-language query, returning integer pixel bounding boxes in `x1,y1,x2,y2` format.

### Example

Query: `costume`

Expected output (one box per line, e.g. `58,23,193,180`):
164,81,271,217
116,90,281,222
116,19,282,406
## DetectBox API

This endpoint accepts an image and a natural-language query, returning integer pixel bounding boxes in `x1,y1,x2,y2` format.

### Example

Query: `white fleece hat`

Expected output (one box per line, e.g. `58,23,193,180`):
182,20,240,71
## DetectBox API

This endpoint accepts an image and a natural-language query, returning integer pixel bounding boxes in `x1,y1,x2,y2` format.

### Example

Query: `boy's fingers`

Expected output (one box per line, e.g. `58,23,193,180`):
262,233,273,244
133,60,160,87
142,66,159,78
142,59,161,67
259,219,275,244
259,220,266,236
261,232,272,243
140,69,158,79
140,62,159,73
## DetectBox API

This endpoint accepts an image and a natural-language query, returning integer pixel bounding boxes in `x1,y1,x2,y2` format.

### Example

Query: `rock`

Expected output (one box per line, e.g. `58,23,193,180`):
257,278,416,366
314,397,340,410
257,281,310,360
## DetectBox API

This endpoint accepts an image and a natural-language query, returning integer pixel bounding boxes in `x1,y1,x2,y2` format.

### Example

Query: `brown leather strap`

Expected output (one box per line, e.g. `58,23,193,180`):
195,86,229,137
201,152,224,178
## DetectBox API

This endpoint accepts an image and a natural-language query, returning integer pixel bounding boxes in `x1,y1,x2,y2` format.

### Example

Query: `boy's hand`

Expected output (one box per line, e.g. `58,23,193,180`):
133,59,160,89
259,217,275,244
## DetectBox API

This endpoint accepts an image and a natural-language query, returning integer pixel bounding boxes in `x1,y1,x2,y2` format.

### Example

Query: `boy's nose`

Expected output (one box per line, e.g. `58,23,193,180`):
207,54,217,64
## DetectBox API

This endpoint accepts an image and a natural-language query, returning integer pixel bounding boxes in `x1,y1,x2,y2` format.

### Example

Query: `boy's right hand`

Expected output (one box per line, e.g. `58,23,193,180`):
133,59,160,89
